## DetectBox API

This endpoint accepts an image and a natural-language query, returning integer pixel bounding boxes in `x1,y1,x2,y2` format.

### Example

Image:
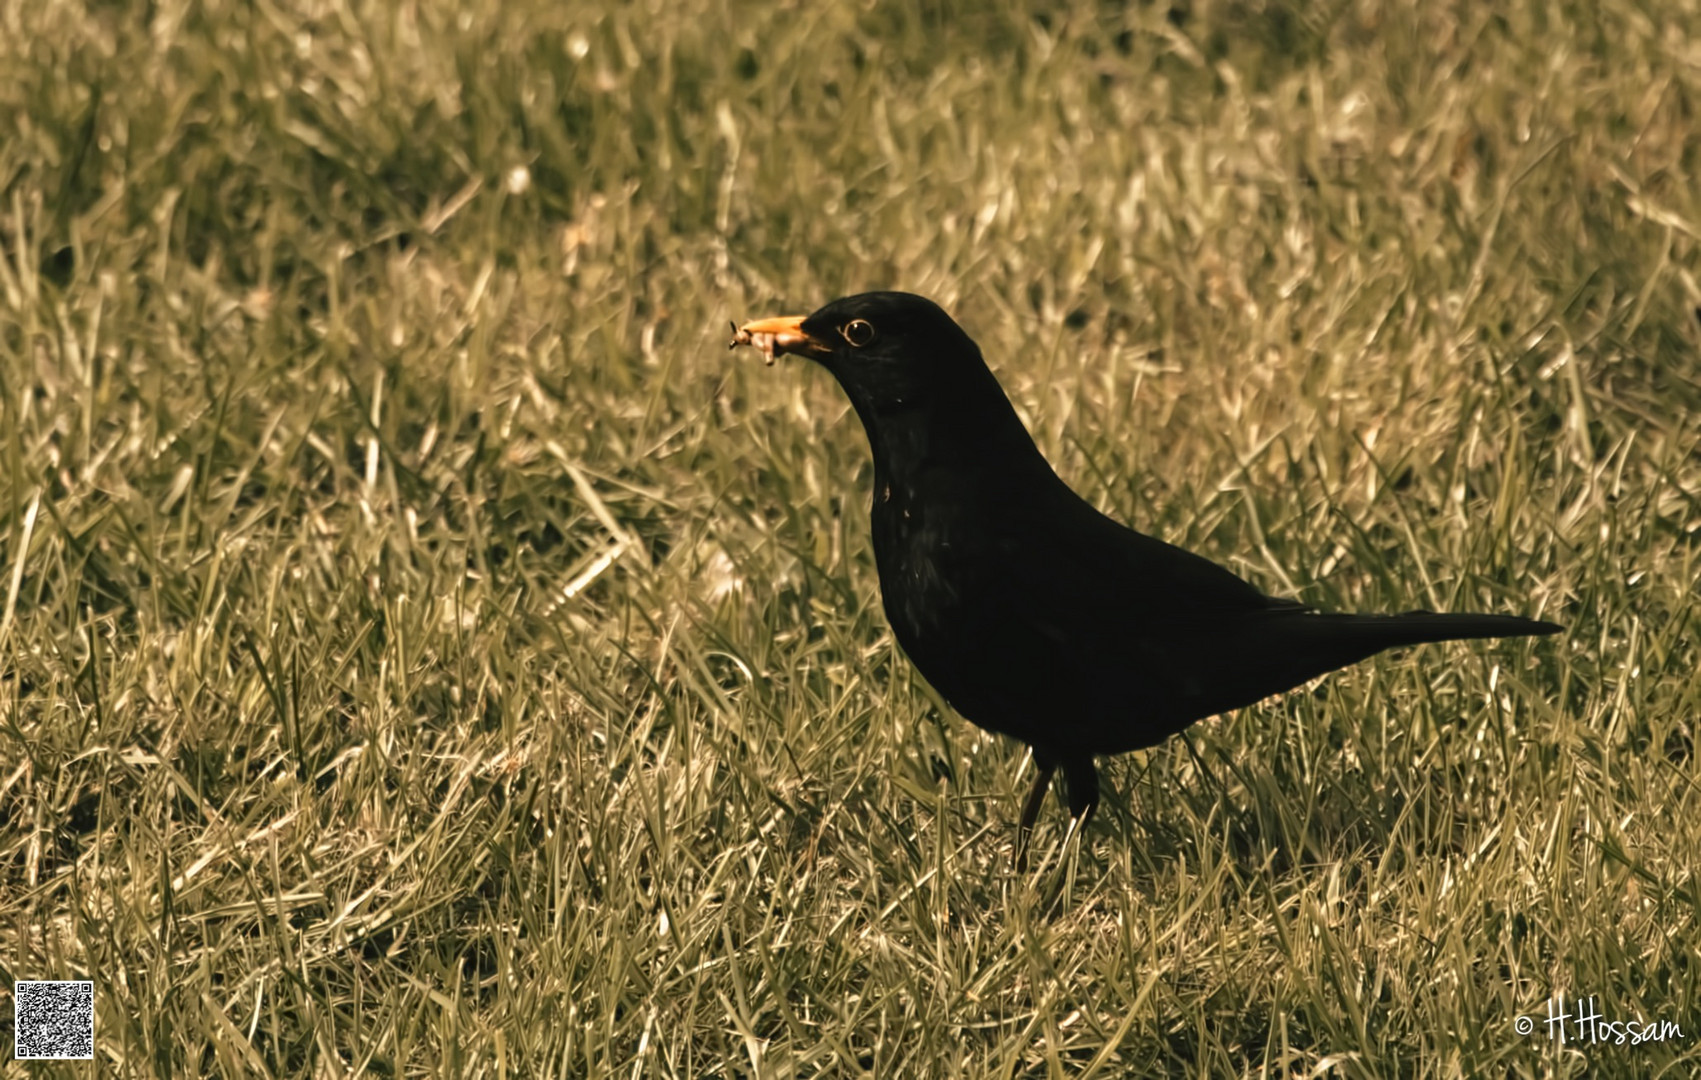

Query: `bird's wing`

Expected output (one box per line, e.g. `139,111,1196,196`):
877,472,1307,748
961,495,1305,696
1010,492,1304,621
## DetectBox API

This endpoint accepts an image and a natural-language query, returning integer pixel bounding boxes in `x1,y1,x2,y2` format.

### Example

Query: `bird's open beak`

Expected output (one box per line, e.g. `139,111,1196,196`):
728,315,832,366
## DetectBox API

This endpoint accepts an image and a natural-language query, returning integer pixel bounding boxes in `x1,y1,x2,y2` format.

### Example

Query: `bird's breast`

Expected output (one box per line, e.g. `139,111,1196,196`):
869,486,974,650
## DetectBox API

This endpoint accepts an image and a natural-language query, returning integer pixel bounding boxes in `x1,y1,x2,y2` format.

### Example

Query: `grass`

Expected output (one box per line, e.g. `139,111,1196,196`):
2,0,1699,1075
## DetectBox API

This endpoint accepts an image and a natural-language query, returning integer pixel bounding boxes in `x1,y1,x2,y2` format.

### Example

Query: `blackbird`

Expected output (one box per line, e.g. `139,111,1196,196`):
731,291,1560,864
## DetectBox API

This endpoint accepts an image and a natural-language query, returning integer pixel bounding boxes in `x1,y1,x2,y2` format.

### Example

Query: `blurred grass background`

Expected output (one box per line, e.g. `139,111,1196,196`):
2,0,1699,1075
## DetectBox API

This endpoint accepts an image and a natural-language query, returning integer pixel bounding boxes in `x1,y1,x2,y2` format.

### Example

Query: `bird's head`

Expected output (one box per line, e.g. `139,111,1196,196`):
731,292,991,416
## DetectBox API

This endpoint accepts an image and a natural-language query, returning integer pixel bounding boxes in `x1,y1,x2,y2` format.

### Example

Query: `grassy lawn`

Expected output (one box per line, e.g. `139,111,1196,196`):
3,0,1699,1075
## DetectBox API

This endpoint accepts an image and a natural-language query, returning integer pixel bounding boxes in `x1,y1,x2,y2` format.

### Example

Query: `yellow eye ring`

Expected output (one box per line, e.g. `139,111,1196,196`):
840,319,876,347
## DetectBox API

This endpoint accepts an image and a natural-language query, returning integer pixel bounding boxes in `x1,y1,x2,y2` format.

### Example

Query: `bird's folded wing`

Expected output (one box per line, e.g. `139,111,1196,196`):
1001,501,1303,624
948,508,1311,726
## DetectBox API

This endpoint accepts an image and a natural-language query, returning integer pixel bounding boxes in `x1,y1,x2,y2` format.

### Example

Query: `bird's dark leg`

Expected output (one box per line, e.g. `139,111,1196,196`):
1014,753,1056,872
1062,756,1100,836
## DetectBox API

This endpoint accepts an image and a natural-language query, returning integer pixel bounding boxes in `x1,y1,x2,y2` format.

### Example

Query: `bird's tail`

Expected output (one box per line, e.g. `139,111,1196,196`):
1274,609,1562,680
1162,607,1561,724
1328,610,1564,648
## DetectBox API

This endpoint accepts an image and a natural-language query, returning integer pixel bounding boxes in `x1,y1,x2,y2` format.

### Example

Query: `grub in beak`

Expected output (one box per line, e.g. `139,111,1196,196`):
729,314,829,364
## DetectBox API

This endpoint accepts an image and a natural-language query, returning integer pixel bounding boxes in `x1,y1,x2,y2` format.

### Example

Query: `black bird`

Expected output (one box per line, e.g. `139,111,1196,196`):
732,292,1560,864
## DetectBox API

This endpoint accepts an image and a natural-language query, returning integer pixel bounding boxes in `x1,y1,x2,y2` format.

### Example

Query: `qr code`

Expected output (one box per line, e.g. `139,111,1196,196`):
14,981,94,1060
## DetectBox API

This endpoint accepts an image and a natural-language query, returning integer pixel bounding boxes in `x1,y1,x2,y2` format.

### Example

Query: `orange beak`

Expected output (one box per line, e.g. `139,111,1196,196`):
728,314,833,365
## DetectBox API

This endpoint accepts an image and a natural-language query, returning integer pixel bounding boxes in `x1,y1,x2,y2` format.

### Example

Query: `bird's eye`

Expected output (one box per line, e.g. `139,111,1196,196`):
840,319,876,347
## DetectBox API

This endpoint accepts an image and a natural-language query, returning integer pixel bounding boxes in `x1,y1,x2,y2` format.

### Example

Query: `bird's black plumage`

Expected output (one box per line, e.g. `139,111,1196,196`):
733,291,1560,862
